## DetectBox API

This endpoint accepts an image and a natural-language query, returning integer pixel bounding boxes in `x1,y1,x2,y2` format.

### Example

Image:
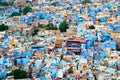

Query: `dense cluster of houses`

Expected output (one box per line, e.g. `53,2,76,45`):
0,0,120,80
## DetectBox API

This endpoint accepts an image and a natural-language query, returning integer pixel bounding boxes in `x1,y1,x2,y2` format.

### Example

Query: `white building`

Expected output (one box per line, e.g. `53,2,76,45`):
0,31,6,39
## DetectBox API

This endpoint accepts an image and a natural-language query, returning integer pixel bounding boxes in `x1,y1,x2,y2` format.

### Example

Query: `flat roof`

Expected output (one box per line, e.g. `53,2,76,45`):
67,37,86,43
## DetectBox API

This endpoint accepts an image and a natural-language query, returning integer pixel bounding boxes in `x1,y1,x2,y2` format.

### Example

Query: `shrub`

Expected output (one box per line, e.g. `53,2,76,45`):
11,12,21,17
22,6,32,15
7,69,27,79
59,21,69,32
89,25,95,29
0,24,8,31
81,0,92,4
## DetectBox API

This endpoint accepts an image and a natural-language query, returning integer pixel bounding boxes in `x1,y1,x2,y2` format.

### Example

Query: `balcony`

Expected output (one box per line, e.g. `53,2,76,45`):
67,47,80,50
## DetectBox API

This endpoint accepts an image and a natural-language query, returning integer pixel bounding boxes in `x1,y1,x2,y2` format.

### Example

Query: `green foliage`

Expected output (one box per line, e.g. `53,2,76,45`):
117,48,120,51
116,45,120,51
39,23,57,30
8,69,27,79
32,28,39,36
72,35,76,38
26,0,31,3
38,23,44,28
51,2,57,6
0,2,8,6
89,25,95,29
19,9,22,13
97,19,101,22
11,12,21,17
22,6,32,15
81,0,92,4
100,40,104,42
59,21,69,32
0,0,13,6
45,23,57,30
0,24,8,31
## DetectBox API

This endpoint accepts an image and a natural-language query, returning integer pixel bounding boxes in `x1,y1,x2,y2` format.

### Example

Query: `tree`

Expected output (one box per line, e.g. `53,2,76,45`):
26,0,31,3
0,0,13,6
81,0,92,4
7,69,27,79
39,23,57,30
22,6,32,15
116,45,120,51
32,28,39,36
45,23,57,30
11,12,21,17
38,23,44,28
51,2,57,6
116,48,120,51
89,25,95,29
59,21,69,32
0,24,8,31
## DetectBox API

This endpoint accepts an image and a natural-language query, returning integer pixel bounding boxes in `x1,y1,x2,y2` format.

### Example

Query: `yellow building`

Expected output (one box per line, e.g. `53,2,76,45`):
112,6,117,12
9,38,18,48
72,19,76,25
109,31,120,39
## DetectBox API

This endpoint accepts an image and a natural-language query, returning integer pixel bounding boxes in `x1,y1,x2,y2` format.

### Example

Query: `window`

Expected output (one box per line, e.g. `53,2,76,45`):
73,67,76,70
77,44,81,47
102,70,104,73
111,57,113,59
72,45,76,48
83,65,87,70
67,42,71,47
113,7,116,9
68,44,71,47
12,44,15,46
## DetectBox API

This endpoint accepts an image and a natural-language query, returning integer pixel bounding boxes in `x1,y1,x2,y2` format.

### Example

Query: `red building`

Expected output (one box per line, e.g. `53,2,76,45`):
66,38,86,55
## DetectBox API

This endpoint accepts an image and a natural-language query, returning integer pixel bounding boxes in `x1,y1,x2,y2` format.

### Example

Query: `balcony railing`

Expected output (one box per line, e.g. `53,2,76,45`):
67,47,81,50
